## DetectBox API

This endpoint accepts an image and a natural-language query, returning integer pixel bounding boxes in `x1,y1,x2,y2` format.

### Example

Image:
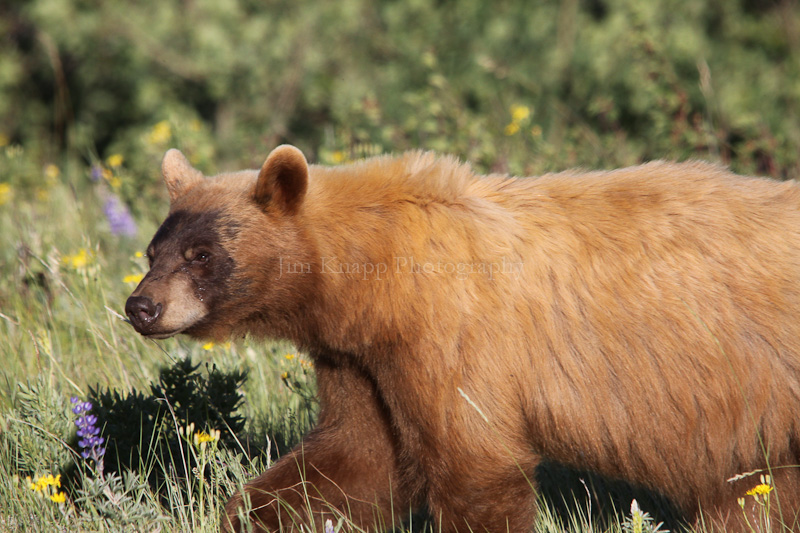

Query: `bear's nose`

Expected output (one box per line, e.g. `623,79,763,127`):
125,295,162,331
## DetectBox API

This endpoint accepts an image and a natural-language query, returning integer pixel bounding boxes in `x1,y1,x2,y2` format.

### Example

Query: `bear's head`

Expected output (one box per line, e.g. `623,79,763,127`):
125,145,316,341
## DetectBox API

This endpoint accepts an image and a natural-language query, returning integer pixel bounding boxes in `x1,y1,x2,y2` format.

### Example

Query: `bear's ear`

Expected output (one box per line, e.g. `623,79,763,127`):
254,145,308,215
162,149,204,203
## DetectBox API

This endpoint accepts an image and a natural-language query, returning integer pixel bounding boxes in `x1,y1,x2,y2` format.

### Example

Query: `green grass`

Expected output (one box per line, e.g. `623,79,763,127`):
0,165,315,531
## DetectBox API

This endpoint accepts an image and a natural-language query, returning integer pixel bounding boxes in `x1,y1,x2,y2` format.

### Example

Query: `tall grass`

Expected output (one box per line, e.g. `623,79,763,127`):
0,157,313,531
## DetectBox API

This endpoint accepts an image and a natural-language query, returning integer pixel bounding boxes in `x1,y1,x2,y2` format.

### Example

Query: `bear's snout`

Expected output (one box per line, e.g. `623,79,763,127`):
125,295,162,333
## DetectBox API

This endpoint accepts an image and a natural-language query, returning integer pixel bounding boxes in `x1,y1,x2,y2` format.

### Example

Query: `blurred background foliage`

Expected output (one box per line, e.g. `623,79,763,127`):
2,0,799,191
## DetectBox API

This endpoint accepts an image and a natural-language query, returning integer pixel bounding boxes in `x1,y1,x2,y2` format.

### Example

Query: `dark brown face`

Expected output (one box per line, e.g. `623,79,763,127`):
127,144,311,342
125,210,236,339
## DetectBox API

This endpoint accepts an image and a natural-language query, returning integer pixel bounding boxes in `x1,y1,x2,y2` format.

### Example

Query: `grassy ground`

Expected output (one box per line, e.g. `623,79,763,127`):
0,162,315,531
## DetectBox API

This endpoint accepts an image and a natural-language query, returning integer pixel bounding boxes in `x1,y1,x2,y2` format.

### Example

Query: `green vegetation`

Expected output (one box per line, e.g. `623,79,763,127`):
1,0,799,530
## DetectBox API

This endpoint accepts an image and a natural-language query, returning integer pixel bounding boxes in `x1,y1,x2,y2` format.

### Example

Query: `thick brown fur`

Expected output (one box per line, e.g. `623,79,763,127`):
127,146,800,532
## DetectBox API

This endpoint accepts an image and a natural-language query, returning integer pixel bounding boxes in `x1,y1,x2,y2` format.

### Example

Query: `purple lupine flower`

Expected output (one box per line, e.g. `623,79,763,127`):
103,194,137,237
71,397,106,473
90,165,104,182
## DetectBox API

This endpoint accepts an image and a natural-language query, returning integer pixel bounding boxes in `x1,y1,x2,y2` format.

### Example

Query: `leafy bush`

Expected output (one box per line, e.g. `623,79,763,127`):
0,357,259,530
3,0,800,184
83,357,247,490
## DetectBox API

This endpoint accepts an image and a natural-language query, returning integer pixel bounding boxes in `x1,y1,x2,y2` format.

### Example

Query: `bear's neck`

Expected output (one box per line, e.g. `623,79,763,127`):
295,160,478,355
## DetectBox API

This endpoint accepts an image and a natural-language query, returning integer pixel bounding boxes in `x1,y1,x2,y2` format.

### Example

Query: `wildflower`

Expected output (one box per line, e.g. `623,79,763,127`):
90,164,104,182
103,194,138,237
504,122,520,136
149,120,172,145
182,422,197,440
510,104,530,123
281,371,289,380
746,483,773,497
193,429,221,448
135,251,144,259
629,499,644,533
194,429,219,444
331,151,346,164
106,154,124,168
504,104,532,136
123,273,144,284
71,397,106,468
300,359,314,370
44,164,60,181
27,473,66,503
28,473,61,492
325,519,335,533
63,248,93,269
203,342,215,350
285,353,295,360
0,183,12,206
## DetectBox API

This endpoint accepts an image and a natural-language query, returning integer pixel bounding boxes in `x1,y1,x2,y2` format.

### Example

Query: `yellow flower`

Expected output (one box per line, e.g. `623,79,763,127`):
149,121,172,145
123,273,144,284
106,154,124,167
135,251,144,259
746,483,773,496
285,353,295,360
28,474,61,492
202,342,215,350
281,371,289,379
44,164,60,181
300,359,314,370
194,429,220,445
50,492,66,503
63,249,93,269
331,151,346,164
0,183,12,206
504,122,520,136
510,104,530,123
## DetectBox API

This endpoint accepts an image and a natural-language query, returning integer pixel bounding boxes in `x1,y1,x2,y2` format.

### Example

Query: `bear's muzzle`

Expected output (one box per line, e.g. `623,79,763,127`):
125,295,163,334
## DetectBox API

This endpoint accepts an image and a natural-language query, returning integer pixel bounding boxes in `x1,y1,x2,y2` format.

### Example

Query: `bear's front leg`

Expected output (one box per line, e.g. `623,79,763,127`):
222,358,409,532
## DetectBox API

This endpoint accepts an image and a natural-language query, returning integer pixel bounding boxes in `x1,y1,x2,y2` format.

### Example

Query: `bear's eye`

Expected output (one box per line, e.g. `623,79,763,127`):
186,250,211,264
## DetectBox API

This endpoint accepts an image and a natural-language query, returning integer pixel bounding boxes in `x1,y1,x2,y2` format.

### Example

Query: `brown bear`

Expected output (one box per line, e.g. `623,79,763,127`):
126,145,800,532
